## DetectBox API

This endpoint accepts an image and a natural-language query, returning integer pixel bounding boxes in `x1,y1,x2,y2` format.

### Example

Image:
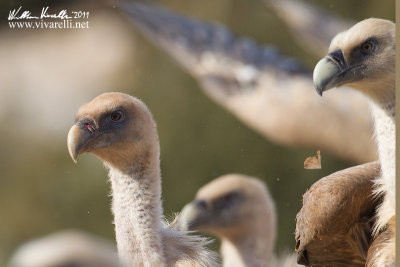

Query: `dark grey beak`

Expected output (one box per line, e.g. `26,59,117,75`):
175,200,209,231
313,49,347,96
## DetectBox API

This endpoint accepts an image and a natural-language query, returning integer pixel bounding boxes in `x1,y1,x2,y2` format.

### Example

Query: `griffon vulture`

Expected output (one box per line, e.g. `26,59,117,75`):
311,18,395,265
119,1,376,164
7,230,120,267
67,92,219,267
177,174,299,267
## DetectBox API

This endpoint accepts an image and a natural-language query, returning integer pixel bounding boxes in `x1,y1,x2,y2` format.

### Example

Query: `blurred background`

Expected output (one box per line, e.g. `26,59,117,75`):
0,0,394,265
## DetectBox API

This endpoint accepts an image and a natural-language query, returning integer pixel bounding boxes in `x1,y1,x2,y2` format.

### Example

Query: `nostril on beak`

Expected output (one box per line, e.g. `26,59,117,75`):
77,118,96,134
85,123,95,134
328,49,346,69
193,200,208,211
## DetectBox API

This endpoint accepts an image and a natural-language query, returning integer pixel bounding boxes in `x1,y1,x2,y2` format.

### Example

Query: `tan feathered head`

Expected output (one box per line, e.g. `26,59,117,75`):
67,92,159,172
313,18,395,104
178,174,276,243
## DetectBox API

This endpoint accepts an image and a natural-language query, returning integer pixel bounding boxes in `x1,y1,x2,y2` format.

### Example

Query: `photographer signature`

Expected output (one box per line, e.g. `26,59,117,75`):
8,6,72,20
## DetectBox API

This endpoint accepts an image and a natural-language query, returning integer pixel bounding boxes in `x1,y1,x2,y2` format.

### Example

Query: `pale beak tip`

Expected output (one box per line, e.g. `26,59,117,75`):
67,143,78,163
317,87,323,97
67,124,82,163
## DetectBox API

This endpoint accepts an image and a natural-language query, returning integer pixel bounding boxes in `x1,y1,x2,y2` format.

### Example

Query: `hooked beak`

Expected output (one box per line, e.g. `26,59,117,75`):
313,49,349,96
175,200,209,231
67,119,99,163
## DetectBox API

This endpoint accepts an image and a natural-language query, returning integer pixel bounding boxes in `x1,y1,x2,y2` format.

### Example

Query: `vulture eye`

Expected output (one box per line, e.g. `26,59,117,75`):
360,41,374,54
214,191,241,210
110,111,123,121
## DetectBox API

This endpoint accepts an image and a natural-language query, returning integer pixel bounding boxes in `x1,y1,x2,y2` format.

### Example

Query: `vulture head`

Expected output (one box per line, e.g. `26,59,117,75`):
313,18,395,105
178,174,276,246
67,92,158,172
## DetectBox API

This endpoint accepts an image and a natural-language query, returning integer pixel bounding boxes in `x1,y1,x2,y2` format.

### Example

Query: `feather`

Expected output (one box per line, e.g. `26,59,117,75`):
295,161,381,266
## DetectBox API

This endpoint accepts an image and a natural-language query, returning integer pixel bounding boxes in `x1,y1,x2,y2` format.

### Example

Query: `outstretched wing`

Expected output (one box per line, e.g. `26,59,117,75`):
263,0,352,57
120,1,376,163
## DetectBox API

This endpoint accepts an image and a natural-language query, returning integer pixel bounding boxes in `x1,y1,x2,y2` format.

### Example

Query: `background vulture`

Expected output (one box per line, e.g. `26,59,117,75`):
7,230,120,267
177,174,299,267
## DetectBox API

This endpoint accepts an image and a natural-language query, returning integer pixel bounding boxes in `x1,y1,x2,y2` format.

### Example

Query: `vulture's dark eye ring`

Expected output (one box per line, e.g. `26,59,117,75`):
360,41,375,54
110,111,123,121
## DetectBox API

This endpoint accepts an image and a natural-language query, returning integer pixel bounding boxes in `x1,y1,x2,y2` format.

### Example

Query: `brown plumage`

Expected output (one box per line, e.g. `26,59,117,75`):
67,92,218,267
295,161,382,266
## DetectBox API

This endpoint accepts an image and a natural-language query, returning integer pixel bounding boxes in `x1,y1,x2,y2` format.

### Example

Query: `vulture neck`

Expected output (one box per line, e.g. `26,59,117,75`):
362,79,396,118
220,224,275,267
369,83,396,231
107,146,166,267
375,85,395,119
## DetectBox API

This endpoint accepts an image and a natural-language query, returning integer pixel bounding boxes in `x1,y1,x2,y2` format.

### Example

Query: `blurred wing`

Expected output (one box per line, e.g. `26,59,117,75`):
119,1,376,163
263,0,352,57
295,161,381,266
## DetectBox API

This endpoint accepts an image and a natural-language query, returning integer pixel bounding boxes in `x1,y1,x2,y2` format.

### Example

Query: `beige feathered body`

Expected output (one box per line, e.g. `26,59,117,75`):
220,239,299,267
218,220,275,267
